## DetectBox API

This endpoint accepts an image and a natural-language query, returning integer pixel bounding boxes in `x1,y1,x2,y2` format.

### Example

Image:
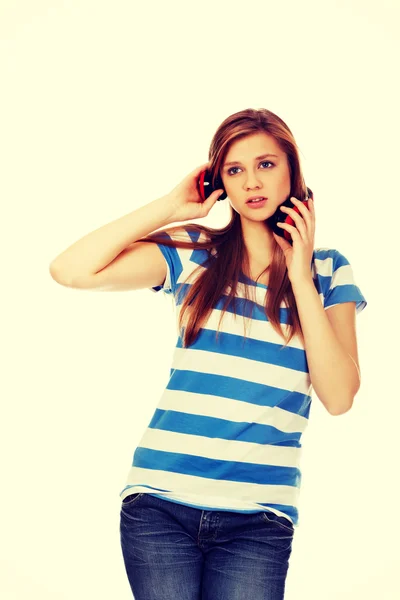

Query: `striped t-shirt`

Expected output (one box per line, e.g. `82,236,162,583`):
120,226,367,528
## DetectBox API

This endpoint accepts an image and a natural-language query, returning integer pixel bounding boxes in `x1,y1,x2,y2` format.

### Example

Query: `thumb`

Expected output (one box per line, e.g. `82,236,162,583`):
273,231,290,250
203,188,224,211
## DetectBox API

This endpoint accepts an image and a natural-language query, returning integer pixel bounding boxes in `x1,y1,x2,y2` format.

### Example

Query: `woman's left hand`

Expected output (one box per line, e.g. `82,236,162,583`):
272,196,316,284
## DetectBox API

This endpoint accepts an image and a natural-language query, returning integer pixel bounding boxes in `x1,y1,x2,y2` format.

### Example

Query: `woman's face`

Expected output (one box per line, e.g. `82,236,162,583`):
220,132,292,222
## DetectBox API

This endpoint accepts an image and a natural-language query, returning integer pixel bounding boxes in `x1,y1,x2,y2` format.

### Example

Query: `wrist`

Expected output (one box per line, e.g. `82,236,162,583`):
290,274,314,290
153,194,179,226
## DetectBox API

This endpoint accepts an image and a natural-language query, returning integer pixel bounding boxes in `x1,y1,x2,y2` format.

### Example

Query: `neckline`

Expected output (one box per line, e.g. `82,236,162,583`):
239,270,268,289
208,249,269,289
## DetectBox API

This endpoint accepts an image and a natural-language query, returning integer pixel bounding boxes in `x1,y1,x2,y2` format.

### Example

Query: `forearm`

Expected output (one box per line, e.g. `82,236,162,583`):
291,276,359,415
49,194,176,282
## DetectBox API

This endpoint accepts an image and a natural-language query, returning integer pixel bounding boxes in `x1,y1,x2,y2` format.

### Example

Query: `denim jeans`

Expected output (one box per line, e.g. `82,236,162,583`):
120,492,294,599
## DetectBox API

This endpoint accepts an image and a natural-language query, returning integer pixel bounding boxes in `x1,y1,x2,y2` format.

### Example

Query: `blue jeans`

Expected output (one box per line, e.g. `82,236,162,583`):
120,492,294,599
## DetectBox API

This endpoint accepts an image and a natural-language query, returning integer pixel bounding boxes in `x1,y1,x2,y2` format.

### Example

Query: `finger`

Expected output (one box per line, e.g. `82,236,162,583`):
288,198,314,234
193,162,211,176
273,231,291,250
280,206,308,238
277,221,303,243
203,187,223,208
289,198,312,223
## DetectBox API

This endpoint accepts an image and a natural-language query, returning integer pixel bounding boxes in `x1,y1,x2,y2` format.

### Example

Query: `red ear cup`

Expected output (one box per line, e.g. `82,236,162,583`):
198,170,207,201
198,169,227,201
267,193,312,246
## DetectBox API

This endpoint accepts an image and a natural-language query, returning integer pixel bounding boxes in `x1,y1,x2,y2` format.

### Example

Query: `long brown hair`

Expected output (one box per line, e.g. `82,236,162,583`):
138,108,312,349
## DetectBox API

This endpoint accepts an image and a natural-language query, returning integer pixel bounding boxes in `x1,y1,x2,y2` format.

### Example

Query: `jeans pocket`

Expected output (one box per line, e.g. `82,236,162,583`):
121,492,145,507
261,511,294,534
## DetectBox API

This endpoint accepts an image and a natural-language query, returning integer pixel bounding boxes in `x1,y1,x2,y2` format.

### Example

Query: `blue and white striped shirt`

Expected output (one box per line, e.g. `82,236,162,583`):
120,226,367,528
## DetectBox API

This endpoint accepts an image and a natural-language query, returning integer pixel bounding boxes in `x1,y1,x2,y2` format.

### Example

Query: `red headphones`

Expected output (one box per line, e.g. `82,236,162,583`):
197,168,313,245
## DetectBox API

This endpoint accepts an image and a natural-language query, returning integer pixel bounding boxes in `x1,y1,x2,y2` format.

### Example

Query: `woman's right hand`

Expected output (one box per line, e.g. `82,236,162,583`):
165,162,225,222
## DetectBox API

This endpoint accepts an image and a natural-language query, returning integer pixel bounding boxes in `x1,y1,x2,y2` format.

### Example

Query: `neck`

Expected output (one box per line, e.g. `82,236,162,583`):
241,220,275,265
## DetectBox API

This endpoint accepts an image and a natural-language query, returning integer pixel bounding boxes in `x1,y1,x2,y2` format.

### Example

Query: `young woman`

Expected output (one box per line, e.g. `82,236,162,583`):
50,108,367,599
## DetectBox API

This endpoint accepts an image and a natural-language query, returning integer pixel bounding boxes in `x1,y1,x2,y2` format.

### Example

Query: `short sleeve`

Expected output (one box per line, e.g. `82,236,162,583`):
149,232,179,295
148,227,202,296
147,226,220,298
323,249,367,314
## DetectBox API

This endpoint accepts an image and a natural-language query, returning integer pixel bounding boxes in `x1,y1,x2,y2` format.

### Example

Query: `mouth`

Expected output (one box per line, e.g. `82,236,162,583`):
246,196,267,204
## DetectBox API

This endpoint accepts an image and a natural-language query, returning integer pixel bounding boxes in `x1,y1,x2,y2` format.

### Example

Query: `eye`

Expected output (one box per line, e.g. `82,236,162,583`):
227,161,274,176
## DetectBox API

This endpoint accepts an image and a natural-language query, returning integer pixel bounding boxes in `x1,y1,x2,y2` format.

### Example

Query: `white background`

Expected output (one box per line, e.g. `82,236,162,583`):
1,1,398,598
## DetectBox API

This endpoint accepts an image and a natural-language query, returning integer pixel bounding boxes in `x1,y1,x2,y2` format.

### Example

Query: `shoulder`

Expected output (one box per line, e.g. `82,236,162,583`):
311,247,349,278
156,225,215,273
161,224,212,244
312,247,367,314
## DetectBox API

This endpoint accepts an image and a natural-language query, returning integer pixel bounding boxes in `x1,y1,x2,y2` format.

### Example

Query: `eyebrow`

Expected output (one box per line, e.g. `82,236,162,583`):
223,153,279,167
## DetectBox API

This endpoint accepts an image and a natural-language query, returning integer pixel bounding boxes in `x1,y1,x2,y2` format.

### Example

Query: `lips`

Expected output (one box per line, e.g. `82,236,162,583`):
246,196,267,203
246,198,267,209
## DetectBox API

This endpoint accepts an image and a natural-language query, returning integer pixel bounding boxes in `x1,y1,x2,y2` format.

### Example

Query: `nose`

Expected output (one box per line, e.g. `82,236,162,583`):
244,176,262,190
243,169,263,190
